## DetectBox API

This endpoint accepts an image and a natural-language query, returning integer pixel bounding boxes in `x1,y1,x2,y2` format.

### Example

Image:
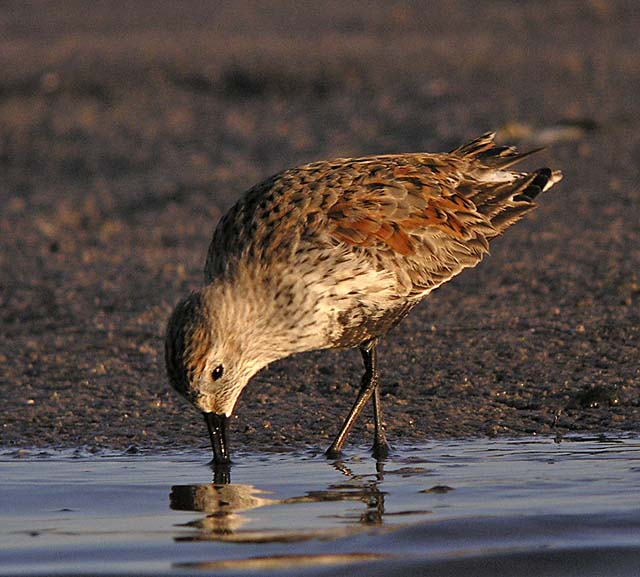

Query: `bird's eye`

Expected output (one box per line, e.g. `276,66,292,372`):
212,364,224,381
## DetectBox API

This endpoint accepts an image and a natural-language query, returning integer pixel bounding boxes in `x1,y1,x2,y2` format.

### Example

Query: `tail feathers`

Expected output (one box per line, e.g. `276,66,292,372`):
449,132,563,240
451,132,498,157
489,204,532,232
543,169,563,191
513,167,563,201
470,167,561,215
486,167,563,234
452,131,545,169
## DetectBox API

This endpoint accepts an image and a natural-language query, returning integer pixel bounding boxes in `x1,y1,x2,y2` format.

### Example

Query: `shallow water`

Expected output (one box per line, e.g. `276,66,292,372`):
1,436,639,576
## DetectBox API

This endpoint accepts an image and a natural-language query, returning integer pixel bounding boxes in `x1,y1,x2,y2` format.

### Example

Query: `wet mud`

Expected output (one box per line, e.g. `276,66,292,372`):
1,1,638,452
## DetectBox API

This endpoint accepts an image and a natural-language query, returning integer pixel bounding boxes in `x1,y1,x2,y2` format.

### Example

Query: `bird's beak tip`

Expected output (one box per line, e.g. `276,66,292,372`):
202,412,231,464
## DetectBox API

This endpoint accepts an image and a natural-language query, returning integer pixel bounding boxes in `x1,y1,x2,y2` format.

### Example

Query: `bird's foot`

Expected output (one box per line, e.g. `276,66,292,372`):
372,435,390,461
324,445,344,460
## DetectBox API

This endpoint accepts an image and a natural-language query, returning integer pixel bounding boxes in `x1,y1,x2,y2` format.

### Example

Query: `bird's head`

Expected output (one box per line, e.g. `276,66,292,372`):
164,289,258,464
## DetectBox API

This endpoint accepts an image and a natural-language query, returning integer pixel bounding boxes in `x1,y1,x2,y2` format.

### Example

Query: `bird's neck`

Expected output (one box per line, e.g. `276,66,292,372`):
202,269,326,372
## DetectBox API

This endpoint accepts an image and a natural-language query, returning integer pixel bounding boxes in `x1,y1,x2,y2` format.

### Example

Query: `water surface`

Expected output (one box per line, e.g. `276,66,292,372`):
1,436,639,576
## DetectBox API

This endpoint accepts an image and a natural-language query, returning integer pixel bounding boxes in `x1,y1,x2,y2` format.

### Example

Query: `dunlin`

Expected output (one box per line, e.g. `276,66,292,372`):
165,133,562,463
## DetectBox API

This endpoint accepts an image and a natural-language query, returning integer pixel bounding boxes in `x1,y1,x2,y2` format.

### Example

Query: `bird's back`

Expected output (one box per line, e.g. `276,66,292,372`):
205,133,562,348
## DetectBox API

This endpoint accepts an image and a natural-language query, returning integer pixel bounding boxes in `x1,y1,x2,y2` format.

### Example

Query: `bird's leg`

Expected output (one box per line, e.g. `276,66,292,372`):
326,339,387,459
211,464,231,485
372,378,390,459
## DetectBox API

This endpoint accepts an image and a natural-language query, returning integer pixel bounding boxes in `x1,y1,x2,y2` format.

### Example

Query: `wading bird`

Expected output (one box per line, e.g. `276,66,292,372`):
165,133,562,463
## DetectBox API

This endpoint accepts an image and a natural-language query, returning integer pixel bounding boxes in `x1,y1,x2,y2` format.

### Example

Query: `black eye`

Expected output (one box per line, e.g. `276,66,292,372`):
212,364,224,381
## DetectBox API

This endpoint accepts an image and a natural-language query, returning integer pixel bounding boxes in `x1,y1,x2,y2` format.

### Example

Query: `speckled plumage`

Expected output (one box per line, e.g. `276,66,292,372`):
165,133,562,459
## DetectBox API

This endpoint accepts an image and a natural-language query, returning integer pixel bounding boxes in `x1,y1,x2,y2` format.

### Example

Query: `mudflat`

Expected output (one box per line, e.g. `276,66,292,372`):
1,1,638,452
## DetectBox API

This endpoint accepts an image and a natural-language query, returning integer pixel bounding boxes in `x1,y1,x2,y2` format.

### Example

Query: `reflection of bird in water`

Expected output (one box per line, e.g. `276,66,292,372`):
170,483,279,535
328,458,386,525
165,132,562,463
170,463,388,540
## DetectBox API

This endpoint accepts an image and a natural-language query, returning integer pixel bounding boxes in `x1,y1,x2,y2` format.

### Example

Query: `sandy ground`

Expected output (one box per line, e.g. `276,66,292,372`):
1,0,638,453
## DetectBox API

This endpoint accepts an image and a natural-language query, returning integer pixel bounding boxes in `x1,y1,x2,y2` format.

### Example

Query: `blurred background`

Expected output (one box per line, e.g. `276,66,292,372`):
1,0,638,450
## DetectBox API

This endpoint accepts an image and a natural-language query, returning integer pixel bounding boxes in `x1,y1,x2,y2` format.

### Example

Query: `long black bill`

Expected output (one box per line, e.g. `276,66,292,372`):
203,412,230,464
